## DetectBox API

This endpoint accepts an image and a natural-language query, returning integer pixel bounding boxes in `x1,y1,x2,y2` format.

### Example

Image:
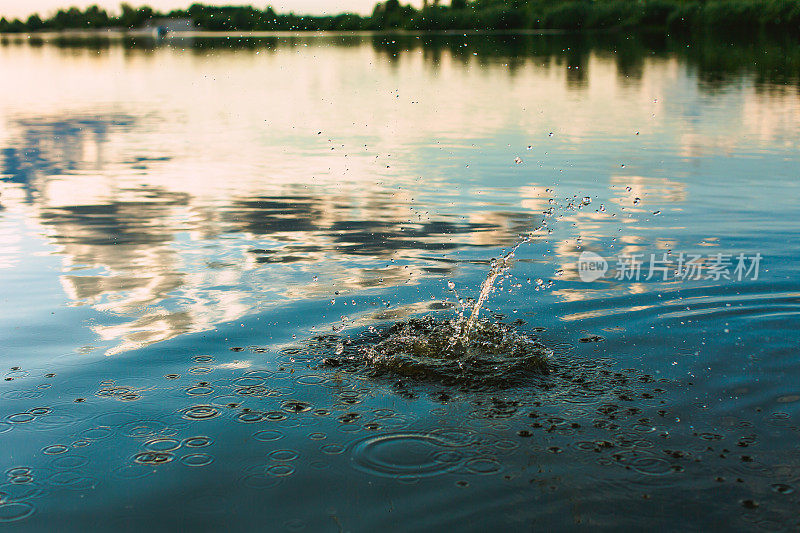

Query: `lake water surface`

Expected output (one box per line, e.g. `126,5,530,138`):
1,32,799,530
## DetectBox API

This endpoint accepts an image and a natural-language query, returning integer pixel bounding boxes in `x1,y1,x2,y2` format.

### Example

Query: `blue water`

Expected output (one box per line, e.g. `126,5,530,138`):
0,32,799,530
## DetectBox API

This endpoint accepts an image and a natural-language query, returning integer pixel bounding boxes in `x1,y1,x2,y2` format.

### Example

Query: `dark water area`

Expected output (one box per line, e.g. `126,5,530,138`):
0,32,799,530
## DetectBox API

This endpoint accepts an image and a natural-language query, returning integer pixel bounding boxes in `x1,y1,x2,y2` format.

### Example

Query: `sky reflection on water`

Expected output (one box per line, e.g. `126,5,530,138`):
0,33,799,530
2,33,798,355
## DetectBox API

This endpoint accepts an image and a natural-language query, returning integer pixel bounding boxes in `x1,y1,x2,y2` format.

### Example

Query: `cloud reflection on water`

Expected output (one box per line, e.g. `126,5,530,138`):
1,33,798,354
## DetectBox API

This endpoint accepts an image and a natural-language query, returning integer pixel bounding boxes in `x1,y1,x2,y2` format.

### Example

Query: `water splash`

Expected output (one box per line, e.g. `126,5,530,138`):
317,316,551,387
302,222,553,387
460,222,546,341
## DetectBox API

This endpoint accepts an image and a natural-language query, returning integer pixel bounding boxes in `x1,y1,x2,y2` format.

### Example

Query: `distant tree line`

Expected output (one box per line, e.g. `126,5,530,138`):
1,0,799,34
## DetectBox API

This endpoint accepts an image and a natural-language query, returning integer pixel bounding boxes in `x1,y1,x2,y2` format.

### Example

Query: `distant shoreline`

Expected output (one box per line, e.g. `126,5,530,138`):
2,1,800,37
0,28,577,39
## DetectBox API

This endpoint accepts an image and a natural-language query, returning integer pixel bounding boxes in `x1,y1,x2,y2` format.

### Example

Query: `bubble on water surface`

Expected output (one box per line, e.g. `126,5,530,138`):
267,464,295,477
6,467,31,478
237,411,267,423
112,464,153,480
42,445,69,455
0,482,43,502
51,455,88,469
628,456,674,476
47,471,87,486
180,453,214,467
281,400,312,413
464,457,502,475
776,394,800,403
186,386,214,396
145,438,181,452
350,433,465,478
181,405,221,420
295,375,326,385
122,420,172,438
0,502,35,522
253,430,284,442
233,377,265,387
184,436,213,448
80,426,113,440
240,473,281,490
321,444,345,455
94,411,139,426
269,450,299,461
770,483,794,494
133,452,174,465
6,413,35,424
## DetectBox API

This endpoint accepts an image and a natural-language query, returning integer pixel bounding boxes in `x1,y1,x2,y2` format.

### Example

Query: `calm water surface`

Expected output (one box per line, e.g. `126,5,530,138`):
0,33,799,530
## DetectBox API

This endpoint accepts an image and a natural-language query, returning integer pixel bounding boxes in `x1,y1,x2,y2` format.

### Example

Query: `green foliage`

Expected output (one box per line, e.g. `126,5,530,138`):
702,0,765,33
26,14,45,31
540,2,590,30
1,0,799,35
666,2,702,32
